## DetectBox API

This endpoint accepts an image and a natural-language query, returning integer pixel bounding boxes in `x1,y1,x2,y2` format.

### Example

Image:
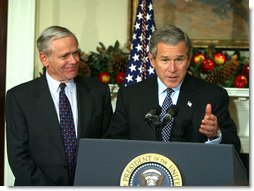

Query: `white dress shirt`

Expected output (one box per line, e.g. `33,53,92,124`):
46,72,78,137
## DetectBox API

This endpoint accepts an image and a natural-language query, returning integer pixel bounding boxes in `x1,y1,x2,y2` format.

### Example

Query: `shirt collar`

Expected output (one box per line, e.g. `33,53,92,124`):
157,77,183,95
46,71,75,94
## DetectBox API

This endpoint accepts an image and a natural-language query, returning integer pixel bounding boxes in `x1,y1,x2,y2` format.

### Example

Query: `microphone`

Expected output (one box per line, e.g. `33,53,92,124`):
144,106,161,127
161,105,178,127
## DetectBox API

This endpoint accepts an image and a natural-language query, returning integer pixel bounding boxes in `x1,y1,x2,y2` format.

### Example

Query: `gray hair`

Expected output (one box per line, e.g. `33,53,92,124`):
37,25,79,55
149,25,193,59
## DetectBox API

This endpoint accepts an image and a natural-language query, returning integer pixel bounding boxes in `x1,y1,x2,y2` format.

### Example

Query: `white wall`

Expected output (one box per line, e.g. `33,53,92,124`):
34,0,129,77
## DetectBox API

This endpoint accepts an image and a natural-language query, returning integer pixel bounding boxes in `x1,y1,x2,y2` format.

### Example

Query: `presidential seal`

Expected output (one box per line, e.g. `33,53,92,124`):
120,153,182,186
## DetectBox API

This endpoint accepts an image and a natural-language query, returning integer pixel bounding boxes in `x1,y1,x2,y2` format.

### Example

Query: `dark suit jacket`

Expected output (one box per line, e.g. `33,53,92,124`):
5,75,113,186
107,73,240,153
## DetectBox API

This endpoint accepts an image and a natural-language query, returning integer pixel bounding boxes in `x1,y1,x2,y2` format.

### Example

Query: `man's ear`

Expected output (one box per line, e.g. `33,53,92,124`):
39,52,49,67
187,52,192,67
148,52,155,68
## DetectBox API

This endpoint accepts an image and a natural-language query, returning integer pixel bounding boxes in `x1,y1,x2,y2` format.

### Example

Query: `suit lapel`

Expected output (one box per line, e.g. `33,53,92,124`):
139,77,159,114
173,73,205,138
75,78,92,138
33,76,66,161
176,74,196,121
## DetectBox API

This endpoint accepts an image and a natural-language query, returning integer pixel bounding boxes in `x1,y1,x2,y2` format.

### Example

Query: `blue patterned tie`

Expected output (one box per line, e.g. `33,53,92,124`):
160,88,174,142
59,83,78,178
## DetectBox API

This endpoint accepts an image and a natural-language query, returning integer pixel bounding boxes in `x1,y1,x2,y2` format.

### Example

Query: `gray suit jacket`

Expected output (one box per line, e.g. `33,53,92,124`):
107,73,240,153
5,75,113,185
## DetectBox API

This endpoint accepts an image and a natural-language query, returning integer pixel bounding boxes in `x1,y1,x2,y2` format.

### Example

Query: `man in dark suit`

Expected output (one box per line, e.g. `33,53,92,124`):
5,26,113,186
107,25,240,153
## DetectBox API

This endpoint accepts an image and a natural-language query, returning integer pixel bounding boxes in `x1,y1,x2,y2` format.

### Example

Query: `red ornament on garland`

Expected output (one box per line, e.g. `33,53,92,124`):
213,52,226,65
98,72,111,83
234,75,248,88
201,59,215,73
242,64,249,79
193,53,205,65
115,72,125,84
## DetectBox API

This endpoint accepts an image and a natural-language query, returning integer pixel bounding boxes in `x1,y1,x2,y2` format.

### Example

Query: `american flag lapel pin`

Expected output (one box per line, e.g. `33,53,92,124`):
187,101,192,107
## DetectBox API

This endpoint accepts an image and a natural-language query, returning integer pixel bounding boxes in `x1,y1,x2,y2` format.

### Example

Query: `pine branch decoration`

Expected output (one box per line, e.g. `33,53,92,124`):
205,55,240,86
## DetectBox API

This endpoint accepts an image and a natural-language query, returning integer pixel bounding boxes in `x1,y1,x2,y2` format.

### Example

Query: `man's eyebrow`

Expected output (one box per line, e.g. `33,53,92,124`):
159,55,185,59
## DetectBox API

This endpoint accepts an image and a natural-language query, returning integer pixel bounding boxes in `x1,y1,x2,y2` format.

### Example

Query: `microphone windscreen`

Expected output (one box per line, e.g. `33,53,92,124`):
167,105,178,117
145,106,161,117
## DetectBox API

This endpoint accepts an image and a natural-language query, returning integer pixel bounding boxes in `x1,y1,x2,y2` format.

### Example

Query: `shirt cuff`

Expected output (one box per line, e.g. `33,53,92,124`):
205,131,222,144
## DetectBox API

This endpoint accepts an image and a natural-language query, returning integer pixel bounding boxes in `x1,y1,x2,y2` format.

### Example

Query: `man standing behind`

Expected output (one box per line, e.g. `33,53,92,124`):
5,26,113,185
107,25,240,153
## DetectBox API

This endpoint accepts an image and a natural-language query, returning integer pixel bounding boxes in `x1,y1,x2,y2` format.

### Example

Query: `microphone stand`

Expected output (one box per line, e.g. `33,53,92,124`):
145,113,173,141
150,105,178,142
152,117,162,141
155,124,162,141
145,115,162,141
